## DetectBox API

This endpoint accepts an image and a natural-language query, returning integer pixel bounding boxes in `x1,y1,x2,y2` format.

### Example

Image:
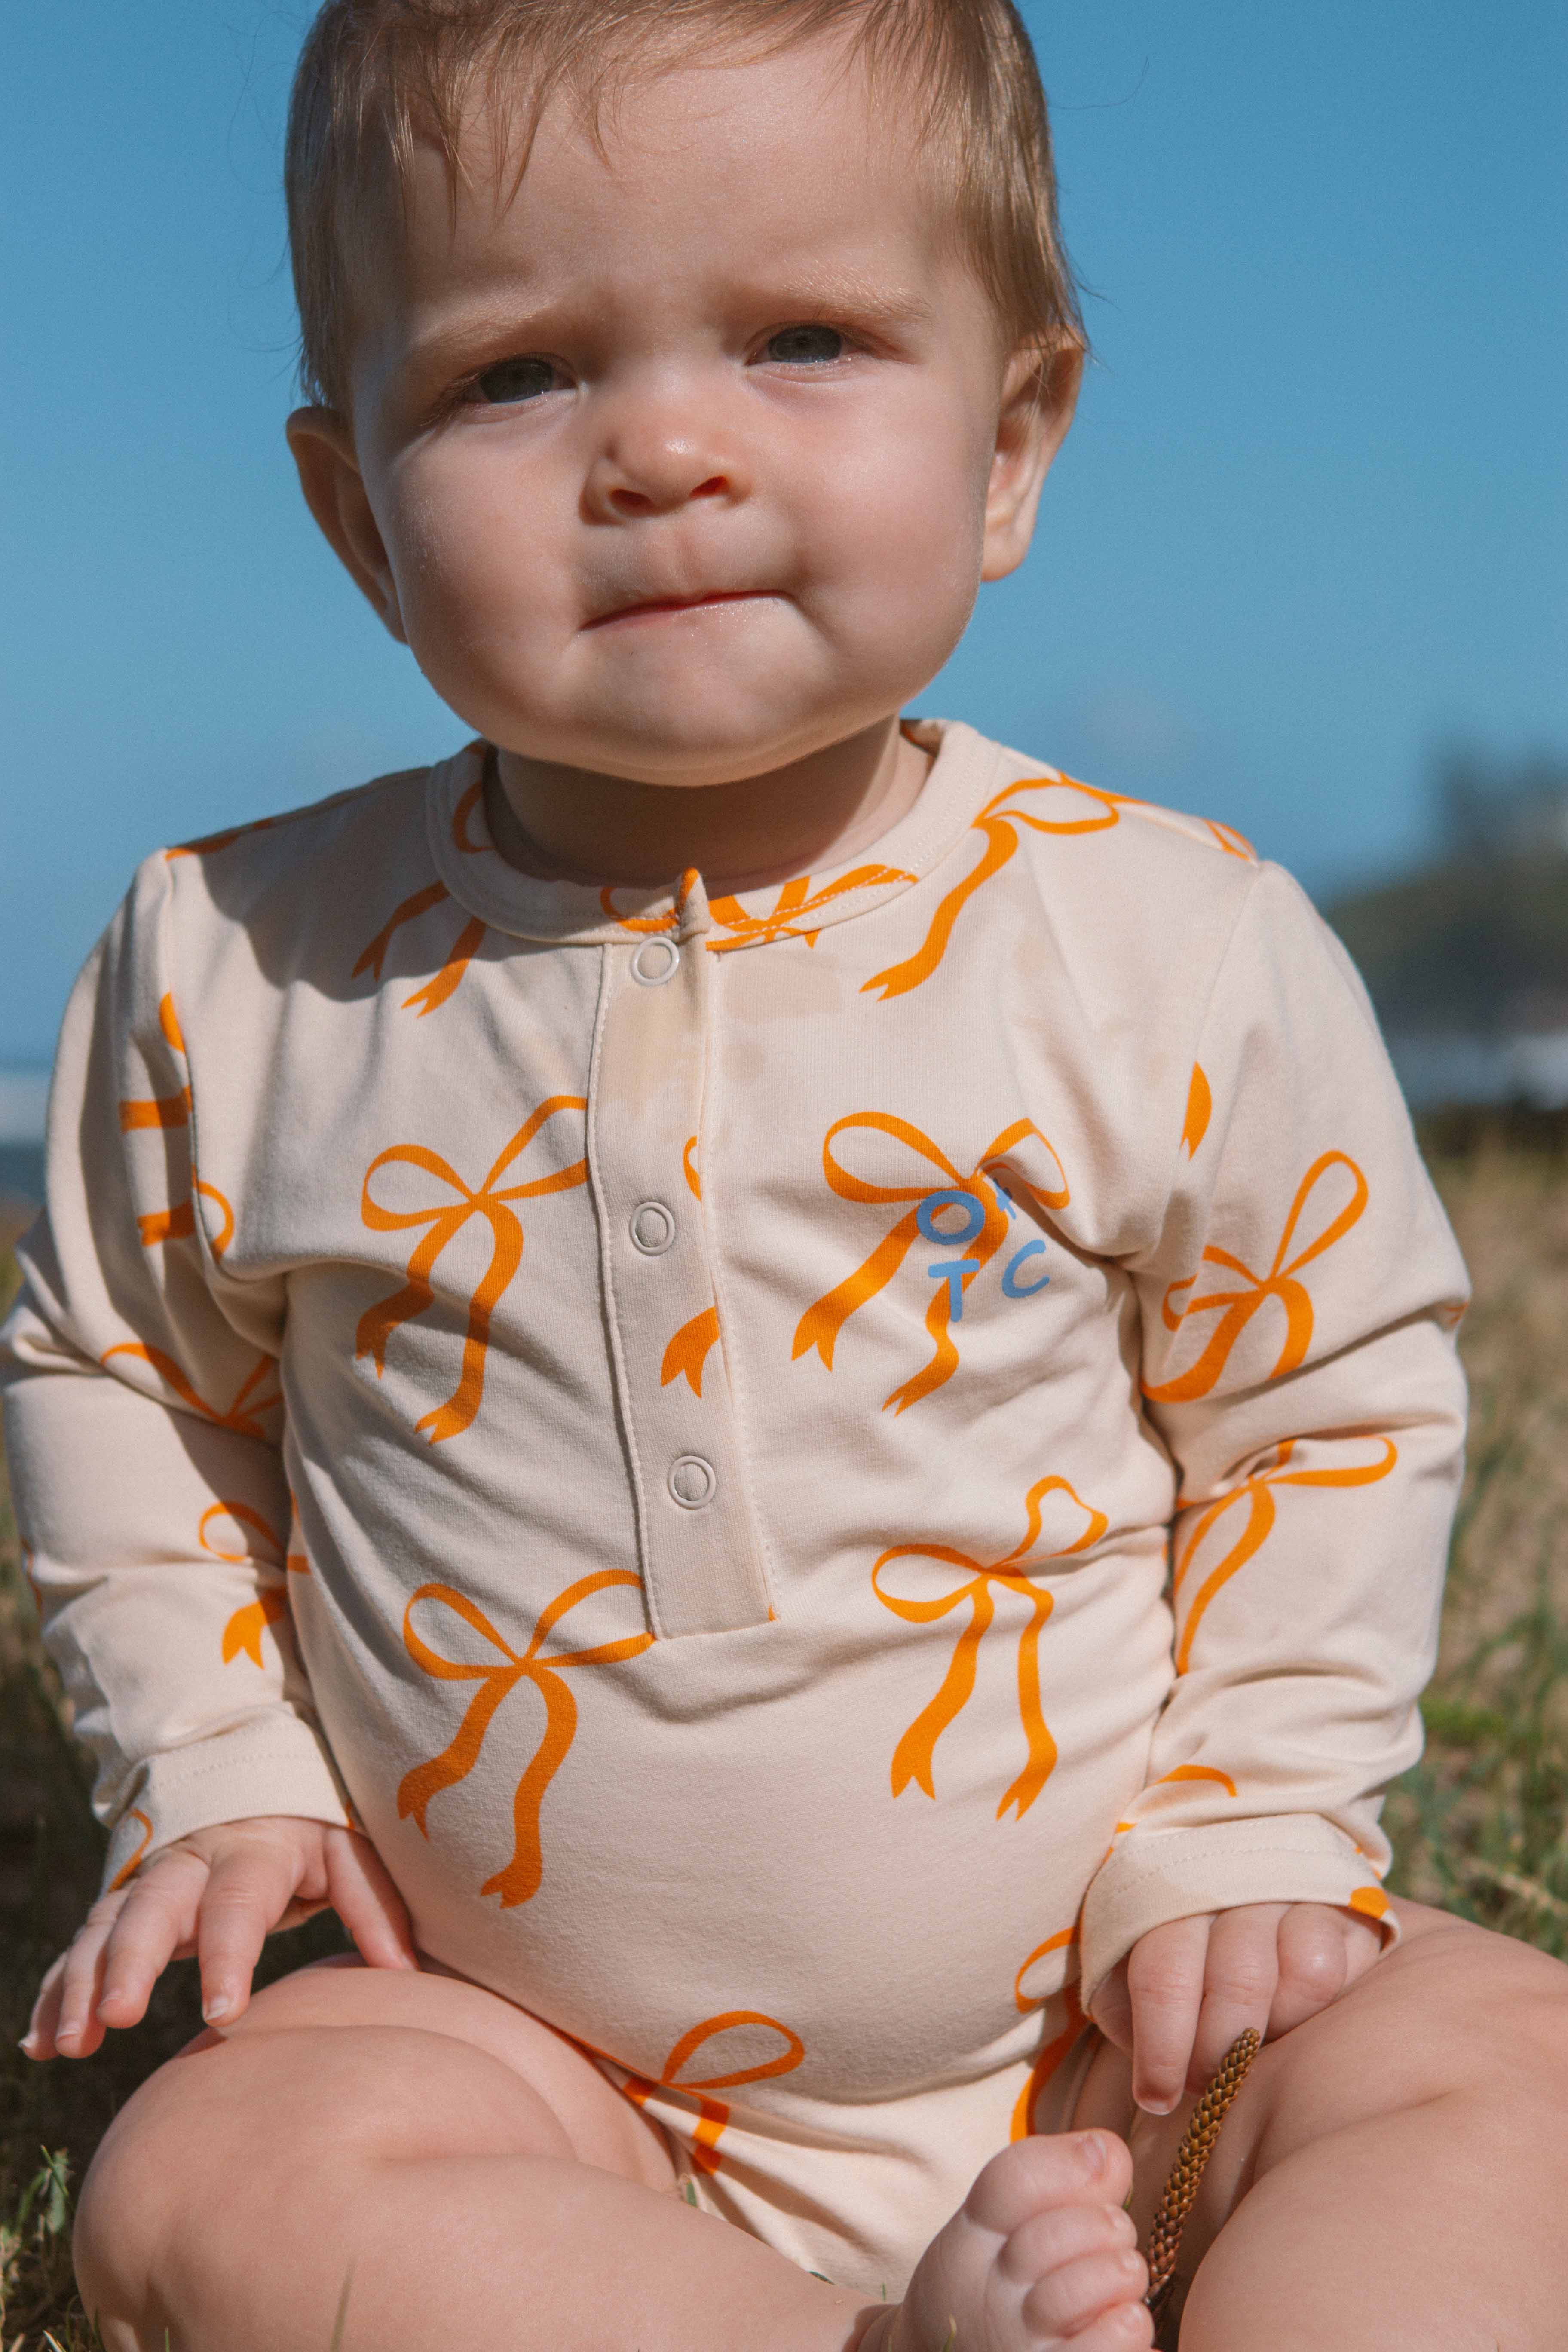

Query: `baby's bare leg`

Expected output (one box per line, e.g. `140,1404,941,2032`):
75,1958,1146,2352
1081,1899,1568,2350
76,1957,870,2352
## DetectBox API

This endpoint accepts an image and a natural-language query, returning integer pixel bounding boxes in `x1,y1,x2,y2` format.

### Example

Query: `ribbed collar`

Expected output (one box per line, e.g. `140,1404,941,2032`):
425,718,1008,949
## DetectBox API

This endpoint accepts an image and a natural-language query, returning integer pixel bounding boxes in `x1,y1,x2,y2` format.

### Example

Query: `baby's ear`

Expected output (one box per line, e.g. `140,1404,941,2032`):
980,337,1083,584
285,407,408,643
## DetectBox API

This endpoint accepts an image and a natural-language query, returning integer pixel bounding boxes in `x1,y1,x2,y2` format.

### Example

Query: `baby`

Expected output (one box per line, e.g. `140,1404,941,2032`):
9,3,1568,2348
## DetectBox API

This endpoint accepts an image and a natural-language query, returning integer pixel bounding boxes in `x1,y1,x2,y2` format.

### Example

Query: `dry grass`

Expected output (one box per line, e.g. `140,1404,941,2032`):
1382,1120,1568,1944
3,1122,1568,2342
0,1223,349,2350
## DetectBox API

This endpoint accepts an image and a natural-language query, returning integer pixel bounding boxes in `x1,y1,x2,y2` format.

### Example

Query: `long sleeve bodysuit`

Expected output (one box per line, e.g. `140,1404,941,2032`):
1,720,1468,2294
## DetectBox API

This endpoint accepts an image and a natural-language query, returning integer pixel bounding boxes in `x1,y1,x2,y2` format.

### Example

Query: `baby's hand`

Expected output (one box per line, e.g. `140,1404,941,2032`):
1088,1901,1383,2115
22,1816,416,2061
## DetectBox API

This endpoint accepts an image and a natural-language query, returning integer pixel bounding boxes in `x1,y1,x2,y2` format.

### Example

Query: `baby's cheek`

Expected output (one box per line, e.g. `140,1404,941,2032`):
379,455,567,707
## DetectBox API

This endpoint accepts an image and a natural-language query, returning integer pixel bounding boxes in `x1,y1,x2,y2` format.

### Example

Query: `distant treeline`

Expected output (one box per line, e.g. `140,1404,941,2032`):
1326,747,1568,1038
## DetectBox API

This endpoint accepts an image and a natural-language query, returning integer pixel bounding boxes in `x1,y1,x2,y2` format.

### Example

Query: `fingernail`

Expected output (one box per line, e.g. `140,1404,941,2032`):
203,1993,232,2022
1078,2132,1107,2177
18,2032,39,2056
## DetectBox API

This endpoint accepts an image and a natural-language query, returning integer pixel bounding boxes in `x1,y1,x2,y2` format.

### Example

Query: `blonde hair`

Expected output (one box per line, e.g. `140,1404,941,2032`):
285,0,1085,412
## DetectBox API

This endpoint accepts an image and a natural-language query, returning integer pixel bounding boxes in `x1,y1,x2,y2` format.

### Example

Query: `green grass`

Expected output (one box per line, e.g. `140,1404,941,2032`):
3,1119,1568,2342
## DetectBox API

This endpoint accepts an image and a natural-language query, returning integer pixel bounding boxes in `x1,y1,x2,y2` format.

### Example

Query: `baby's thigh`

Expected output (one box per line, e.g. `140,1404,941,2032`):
1075,1899,1568,2333
75,1954,675,2337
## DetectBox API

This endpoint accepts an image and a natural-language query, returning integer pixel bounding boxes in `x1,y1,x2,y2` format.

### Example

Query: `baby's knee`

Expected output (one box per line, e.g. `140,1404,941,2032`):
74,2067,201,2349
73,2030,345,2345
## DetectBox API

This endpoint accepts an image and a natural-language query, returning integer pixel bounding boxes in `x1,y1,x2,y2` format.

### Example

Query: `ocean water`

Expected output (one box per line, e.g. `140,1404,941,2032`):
0,1070,49,1211
0,1143,44,1211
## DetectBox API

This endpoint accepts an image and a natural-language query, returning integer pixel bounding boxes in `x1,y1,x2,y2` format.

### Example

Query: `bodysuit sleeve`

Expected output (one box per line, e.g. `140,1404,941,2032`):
1077,861,1469,2006
0,855,348,1893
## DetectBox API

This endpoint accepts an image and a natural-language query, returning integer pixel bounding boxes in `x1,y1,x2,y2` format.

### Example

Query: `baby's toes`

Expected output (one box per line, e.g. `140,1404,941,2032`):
1042,2301,1154,2352
1003,2207,1148,2346
1020,2230,1152,2352
968,2131,1132,2238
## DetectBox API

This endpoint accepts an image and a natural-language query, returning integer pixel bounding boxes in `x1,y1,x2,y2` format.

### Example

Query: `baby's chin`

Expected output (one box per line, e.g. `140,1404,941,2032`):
482,683,915,792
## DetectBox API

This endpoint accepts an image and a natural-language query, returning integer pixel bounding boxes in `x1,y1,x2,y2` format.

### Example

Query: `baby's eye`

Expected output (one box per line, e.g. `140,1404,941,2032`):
761,326,846,366
470,355,562,406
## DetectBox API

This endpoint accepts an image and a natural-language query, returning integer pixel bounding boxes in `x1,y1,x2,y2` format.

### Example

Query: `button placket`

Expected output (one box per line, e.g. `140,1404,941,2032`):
589,912,772,1638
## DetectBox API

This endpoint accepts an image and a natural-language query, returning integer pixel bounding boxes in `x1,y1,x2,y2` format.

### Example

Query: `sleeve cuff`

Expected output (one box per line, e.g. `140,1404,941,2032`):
102,1715,350,1893
1079,1815,1397,2008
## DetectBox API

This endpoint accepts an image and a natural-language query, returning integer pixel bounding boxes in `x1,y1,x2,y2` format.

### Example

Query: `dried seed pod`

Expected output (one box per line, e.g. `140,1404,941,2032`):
1144,2027,1260,2317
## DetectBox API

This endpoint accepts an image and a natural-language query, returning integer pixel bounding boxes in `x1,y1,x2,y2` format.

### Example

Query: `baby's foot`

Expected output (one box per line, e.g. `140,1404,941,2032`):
861,2132,1152,2352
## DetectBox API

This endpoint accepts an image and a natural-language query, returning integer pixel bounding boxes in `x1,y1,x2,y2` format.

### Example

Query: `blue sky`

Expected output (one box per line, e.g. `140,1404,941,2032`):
4,0,1565,1063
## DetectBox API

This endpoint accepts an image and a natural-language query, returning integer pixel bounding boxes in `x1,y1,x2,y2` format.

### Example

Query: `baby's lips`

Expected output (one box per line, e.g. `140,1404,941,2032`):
582,586,773,627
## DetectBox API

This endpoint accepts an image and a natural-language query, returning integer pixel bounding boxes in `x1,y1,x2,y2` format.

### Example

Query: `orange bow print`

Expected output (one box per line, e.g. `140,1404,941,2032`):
101,1343,282,1441
1171,1436,1397,1675
861,776,1138,1002
873,1474,1108,1817
600,866,913,951
357,1096,588,1443
599,869,701,936
1112,1762,1239,1837
166,812,287,861
1144,1152,1369,1407
1180,1064,1212,1160
659,1138,721,1394
108,1809,156,1893
119,993,191,1131
116,995,237,1255
1011,1927,1085,2141
398,1571,652,1908
352,781,490,1017
137,1177,235,1256
202,1501,307,1667
704,866,916,951
861,778,1253,1002
793,1114,1068,1413
618,2012,806,2174
662,1305,721,1397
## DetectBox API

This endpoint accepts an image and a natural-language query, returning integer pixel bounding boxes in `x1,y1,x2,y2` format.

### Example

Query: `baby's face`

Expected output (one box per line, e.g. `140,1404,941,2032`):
312,35,1071,786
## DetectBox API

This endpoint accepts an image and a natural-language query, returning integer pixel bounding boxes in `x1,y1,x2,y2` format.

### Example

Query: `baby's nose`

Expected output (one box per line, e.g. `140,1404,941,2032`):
605,465,730,517
585,410,748,518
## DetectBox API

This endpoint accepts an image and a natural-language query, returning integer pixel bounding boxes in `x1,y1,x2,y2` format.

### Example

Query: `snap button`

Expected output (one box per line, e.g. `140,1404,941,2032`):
668,1455,717,1510
631,1200,676,1256
630,936,680,986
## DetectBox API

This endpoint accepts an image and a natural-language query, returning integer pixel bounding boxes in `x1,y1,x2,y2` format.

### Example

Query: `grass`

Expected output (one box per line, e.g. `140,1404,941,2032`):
3,1116,1568,2343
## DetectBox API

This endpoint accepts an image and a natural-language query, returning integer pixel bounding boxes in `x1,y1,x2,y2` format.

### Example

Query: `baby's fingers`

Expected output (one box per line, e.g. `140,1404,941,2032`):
1267,1902,1382,2038
28,1862,196,2061
195,1838,305,2025
322,1827,417,1972
1124,1913,1213,2114
24,1942,92,2062
49,1897,145,2058
1186,1903,1286,2088
93,1850,211,2036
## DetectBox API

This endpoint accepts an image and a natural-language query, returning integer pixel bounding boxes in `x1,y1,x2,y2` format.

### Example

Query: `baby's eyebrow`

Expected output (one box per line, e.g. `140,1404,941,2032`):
400,273,935,376
739,274,936,329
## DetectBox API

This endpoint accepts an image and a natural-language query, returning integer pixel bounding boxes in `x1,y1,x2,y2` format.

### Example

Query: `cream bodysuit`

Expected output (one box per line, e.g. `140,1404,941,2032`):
1,721,1468,2294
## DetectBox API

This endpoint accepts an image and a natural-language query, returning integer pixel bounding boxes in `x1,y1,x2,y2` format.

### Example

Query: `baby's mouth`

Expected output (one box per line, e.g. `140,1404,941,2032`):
583,589,775,630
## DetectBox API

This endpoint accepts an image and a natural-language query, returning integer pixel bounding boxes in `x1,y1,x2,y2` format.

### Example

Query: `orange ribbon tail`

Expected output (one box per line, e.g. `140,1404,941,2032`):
861,817,1017,1003
662,1305,721,1397
221,1587,288,1667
